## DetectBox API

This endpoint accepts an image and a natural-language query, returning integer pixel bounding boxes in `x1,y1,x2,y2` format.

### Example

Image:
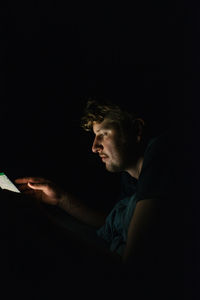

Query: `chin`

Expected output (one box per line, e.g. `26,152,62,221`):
105,163,123,173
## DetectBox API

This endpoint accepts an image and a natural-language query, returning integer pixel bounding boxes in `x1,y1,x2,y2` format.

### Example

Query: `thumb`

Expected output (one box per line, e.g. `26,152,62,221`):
27,182,46,191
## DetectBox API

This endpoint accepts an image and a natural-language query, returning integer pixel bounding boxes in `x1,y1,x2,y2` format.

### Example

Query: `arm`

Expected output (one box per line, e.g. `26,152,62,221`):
122,198,160,270
15,177,107,228
58,191,108,228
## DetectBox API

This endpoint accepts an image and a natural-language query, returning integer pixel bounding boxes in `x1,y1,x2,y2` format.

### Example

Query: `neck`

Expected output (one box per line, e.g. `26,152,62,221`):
126,156,144,179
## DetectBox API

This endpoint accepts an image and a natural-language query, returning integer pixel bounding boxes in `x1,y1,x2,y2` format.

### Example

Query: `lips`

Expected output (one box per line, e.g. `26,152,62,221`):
102,157,107,161
99,154,108,161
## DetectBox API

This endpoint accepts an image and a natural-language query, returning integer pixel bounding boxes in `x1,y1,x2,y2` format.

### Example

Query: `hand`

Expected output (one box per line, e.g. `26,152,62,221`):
15,177,66,206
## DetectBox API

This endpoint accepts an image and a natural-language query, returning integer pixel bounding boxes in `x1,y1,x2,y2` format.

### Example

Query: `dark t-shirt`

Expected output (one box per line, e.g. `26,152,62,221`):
97,131,176,255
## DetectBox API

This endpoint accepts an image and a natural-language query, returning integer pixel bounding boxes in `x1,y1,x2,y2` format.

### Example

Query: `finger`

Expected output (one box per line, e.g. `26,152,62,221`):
17,184,32,191
15,177,47,184
23,190,37,196
17,182,38,192
15,178,29,184
27,182,48,191
23,190,43,201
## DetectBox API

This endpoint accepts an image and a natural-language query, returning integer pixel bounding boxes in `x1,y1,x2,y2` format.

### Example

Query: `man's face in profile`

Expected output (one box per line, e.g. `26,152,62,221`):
92,118,130,173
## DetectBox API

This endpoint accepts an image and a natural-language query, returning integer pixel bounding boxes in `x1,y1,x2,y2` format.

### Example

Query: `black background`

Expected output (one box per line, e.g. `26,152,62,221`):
0,2,195,203
0,0,198,297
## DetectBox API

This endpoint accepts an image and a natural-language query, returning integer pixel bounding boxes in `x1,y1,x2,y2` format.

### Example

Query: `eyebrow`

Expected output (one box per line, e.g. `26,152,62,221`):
95,125,111,133
96,128,102,133
94,120,115,134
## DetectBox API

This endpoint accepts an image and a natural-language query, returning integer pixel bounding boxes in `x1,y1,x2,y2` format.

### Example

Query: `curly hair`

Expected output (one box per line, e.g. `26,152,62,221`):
81,99,138,135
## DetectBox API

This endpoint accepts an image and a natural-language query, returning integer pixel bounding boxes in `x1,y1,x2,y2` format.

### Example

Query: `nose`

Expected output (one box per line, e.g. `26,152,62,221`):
92,136,103,153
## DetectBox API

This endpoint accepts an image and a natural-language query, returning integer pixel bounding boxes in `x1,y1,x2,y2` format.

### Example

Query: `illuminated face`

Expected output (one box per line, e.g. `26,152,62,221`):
92,118,129,173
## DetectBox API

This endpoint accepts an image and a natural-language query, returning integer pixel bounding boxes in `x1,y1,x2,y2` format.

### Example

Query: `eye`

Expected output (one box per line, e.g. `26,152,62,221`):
97,134,103,140
95,131,108,141
100,132,107,138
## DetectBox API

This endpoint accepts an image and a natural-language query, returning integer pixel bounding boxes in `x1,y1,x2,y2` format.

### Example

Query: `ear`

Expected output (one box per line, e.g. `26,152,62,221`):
133,118,145,142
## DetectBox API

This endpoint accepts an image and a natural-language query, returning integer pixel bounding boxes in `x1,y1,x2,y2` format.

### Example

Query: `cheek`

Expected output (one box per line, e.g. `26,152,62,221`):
109,144,122,160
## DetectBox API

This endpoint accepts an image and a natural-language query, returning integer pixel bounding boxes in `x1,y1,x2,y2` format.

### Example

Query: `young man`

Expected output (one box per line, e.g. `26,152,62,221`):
14,99,177,290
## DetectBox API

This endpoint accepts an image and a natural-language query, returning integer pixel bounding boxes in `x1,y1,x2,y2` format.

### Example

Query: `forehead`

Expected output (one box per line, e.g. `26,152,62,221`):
93,118,117,134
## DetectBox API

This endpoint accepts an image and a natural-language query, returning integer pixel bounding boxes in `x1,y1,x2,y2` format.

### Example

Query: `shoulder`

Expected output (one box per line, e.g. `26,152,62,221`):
144,130,175,161
136,130,177,201
142,130,177,171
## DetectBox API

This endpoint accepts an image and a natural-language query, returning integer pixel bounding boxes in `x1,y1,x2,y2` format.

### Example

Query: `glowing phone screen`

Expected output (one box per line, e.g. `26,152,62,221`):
0,173,20,193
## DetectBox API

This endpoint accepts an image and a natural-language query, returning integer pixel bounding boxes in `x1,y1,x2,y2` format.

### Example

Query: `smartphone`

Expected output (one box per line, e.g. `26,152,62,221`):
0,172,20,193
